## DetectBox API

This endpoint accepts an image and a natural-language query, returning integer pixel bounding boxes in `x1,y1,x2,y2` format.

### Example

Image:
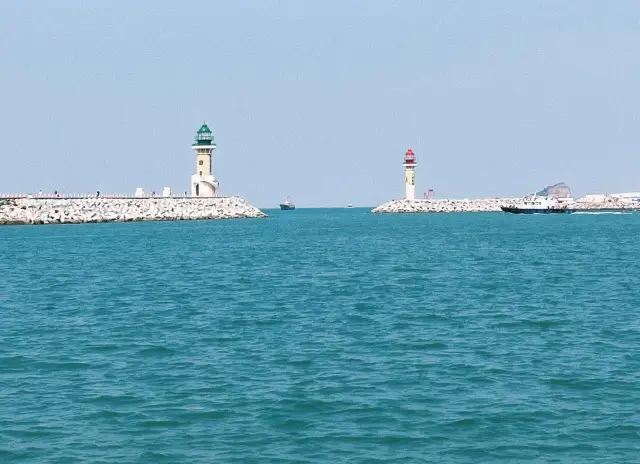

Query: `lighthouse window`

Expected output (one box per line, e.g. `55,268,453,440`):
199,160,204,166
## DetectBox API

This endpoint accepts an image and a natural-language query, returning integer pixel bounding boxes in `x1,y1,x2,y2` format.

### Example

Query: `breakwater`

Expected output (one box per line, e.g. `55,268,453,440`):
372,198,640,213
0,196,266,225
372,198,516,213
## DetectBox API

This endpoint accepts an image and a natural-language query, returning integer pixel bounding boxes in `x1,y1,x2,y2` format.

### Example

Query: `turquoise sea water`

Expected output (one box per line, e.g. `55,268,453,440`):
1,208,639,463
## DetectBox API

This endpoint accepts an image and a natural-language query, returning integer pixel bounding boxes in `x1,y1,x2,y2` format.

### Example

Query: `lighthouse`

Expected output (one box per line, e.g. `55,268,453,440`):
190,123,219,197
403,148,417,200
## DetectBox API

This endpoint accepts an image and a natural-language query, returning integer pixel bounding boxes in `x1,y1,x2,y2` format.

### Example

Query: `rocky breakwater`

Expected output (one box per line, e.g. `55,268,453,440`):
0,196,267,225
372,198,517,214
574,197,640,211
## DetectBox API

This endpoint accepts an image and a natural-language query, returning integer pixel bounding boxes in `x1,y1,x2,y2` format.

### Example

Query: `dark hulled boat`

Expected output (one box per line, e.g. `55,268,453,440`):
501,205,573,214
501,196,573,214
279,197,295,210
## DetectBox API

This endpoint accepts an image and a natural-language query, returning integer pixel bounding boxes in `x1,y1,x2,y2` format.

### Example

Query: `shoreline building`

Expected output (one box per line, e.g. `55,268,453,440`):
403,148,417,200
190,123,219,197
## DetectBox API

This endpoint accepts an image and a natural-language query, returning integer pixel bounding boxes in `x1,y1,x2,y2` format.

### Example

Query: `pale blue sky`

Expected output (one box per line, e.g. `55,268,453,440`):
1,1,639,207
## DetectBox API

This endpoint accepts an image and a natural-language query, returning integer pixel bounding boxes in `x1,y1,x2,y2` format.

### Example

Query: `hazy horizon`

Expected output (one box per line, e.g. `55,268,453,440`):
2,1,639,207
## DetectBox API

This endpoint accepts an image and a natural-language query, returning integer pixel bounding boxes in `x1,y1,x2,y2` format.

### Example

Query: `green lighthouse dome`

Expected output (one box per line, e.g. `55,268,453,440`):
193,122,215,146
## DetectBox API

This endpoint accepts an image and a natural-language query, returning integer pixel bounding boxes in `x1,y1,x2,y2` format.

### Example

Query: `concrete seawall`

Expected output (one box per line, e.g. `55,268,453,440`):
0,196,267,225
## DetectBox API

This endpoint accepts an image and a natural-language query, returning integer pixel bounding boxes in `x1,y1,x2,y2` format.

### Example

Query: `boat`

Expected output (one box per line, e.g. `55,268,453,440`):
279,197,295,210
501,195,574,214
347,203,353,208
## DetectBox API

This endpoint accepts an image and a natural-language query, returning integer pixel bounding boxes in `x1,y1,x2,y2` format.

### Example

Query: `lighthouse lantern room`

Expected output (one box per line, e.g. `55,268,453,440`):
190,123,219,197
403,148,417,200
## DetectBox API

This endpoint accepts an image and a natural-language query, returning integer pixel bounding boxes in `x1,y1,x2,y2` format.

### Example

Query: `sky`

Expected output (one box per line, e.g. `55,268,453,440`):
1,1,639,207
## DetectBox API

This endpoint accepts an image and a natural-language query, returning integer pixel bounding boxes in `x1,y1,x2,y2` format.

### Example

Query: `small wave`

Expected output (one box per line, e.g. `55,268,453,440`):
137,419,182,428
573,211,632,215
182,410,230,420
395,341,447,350
346,312,375,324
138,451,177,462
83,394,143,405
87,344,122,352
81,409,137,421
137,345,175,356
34,360,91,370
0,355,34,368
492,319,563,329
546,377,600,390
446,418,478,427
272,418,312,431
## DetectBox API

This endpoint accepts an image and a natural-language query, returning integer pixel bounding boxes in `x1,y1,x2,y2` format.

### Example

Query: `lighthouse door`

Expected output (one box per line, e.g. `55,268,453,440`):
195,184,200,196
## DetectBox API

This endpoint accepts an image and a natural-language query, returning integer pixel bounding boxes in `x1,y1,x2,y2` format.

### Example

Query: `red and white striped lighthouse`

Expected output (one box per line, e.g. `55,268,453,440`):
402,149,417,200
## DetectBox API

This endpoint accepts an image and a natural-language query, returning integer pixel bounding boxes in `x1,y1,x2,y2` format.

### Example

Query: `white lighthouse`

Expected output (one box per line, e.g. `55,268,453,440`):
403,148,417,200
190,123,219,197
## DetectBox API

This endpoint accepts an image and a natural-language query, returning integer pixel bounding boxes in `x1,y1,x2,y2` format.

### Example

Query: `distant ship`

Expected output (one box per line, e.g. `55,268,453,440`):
347,203,353,208
501,195,573,214
279,197,295,210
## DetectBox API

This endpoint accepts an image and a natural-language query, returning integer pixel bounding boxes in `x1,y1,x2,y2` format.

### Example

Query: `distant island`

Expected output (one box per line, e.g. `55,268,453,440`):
535,182,572,198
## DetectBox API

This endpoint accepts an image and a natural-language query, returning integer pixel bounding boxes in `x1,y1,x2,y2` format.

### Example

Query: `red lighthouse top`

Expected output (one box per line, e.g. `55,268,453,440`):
403,148,416,164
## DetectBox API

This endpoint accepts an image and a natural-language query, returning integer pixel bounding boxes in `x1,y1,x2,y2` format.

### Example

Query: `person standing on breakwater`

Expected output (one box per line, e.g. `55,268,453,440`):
96,191,100,197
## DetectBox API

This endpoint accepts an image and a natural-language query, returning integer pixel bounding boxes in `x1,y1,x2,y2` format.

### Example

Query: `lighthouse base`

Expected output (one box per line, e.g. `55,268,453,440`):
191,175,219,197
405,185,416,201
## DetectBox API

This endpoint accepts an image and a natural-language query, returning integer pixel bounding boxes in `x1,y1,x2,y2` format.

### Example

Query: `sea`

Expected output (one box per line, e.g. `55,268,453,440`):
1,208,639,463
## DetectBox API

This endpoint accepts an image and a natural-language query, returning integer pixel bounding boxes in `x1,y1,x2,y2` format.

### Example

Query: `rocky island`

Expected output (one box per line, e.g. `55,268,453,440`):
0,196,267,225
535,182,572,198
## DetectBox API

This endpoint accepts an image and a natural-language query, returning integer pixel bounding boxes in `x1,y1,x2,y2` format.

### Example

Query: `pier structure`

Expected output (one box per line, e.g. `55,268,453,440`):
403,148,417,200
190,123,219,197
